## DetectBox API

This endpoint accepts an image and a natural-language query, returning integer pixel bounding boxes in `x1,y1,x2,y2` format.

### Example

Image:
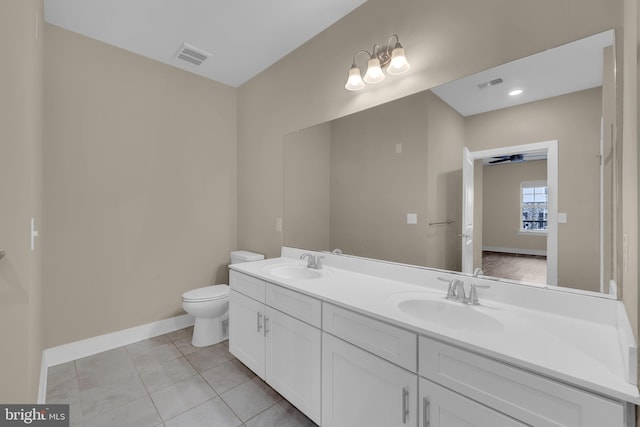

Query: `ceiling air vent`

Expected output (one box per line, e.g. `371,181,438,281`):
477,78,503,89
174,43,211,66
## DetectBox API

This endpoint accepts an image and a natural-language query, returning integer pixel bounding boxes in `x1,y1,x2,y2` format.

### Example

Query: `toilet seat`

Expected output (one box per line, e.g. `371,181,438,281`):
182,284,229,303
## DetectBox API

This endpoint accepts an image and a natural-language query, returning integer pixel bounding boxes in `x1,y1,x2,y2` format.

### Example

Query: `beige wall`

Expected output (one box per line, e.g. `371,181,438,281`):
43,25,237,347
635,0,640,390
620,3,639,415
621,0,639,347
467,88,603,292
482,160,548,252
0,0,44,401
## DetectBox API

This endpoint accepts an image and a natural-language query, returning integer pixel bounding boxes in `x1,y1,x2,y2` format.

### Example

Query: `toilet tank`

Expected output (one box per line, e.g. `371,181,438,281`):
230,250,264,264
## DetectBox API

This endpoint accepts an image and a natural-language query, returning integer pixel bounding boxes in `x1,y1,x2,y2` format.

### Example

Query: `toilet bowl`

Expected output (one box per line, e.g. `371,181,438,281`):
182,250,264,347
182,285,229,347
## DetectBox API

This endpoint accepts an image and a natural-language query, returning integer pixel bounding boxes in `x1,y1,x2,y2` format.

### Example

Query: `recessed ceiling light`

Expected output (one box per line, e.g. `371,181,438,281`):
509,89,523,96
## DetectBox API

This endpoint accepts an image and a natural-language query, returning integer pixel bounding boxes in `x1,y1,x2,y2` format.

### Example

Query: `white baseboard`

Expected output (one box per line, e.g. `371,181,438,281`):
482,246,547,257
37,354,49,404
38,314,194,403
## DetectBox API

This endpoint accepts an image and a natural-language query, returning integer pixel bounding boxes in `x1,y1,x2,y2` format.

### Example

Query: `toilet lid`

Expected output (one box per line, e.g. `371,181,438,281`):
182,284,229,302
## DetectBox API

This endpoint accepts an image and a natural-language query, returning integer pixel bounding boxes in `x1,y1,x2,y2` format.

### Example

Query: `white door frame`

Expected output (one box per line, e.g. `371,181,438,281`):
462,147,475,274
462,140,558,286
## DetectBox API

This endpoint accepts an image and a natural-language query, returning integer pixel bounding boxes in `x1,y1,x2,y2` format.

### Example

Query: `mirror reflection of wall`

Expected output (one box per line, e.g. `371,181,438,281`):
283,30,616,297
284,125,332,252
330,91,463,270
285,90,463,270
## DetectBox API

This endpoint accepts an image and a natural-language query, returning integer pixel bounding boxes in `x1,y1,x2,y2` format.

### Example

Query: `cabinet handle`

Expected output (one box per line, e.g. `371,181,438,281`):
256,312,263,332
423,396,430,427
402,387,409,424
264,316,269,336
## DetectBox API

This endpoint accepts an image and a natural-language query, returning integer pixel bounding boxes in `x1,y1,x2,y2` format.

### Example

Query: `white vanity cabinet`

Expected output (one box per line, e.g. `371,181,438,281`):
229,271,322,424
229,255,638,427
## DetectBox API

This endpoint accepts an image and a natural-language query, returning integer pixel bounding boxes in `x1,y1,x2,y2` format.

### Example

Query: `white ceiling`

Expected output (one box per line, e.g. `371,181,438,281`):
431,30,614,117
43,0,367,87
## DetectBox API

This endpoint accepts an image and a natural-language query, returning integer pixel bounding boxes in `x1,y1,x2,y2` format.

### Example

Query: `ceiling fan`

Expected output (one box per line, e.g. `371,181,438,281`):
489,153,525,164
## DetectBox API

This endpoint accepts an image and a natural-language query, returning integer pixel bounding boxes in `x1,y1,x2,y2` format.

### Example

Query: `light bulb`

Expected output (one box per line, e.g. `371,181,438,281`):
387,45,410,75
363,57,385,84
345,66,365,91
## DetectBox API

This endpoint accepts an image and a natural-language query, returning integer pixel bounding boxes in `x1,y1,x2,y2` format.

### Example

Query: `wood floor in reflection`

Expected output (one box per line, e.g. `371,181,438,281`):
482,251,547,284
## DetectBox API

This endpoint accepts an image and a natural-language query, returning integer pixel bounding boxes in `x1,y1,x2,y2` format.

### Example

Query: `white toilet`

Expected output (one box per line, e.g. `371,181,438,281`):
182,250,264,347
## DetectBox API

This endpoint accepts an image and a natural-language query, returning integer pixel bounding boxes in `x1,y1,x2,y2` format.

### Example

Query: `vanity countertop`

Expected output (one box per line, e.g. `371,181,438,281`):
229,249,640,404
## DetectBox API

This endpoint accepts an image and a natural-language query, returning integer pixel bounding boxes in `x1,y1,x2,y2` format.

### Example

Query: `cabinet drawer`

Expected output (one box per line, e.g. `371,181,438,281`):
420,378,527,427
229,270,266,303
323,303,417,372
419,336,624,427
266,284,321,328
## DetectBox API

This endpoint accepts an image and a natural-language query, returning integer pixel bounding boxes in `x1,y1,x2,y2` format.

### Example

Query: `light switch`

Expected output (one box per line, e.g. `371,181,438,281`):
395,143,402,154
407,213,417,224
558,213,567,223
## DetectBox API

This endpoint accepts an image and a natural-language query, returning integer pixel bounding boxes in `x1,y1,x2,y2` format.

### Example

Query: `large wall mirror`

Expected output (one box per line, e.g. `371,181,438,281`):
283,30,618,298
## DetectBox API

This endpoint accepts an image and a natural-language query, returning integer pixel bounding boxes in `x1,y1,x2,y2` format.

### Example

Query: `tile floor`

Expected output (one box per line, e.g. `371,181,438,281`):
46,327,318,427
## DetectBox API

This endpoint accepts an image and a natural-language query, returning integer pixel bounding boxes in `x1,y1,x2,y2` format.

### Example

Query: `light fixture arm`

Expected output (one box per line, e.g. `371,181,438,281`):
350,49,372,68
387,34,401,48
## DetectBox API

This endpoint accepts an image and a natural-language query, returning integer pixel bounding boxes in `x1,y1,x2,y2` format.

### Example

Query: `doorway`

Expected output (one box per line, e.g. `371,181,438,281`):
462,141,558,286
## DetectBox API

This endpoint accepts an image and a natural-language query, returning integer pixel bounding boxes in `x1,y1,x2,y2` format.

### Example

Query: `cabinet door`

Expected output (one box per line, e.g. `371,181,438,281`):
419,378,526,427
322,333,417,427
265,307,321,425
229,290,265,378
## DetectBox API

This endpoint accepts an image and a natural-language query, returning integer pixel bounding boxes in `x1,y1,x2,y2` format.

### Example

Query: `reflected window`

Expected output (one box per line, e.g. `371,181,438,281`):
521,181,548,232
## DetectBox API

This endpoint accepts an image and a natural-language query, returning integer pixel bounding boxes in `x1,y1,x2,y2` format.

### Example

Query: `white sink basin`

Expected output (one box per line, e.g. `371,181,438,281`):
390,292,503,333
265,264,323,280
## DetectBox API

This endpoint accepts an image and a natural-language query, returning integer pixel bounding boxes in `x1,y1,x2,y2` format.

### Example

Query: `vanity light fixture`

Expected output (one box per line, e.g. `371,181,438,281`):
509,89,524,96
345,34,411,91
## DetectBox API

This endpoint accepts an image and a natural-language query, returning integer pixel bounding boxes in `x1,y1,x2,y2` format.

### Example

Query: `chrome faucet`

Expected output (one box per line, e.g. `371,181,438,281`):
300,253,323,270
439,277,490,305
468,283,491,305
473,268,484,277
438,277,464,301
454,280,466,302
